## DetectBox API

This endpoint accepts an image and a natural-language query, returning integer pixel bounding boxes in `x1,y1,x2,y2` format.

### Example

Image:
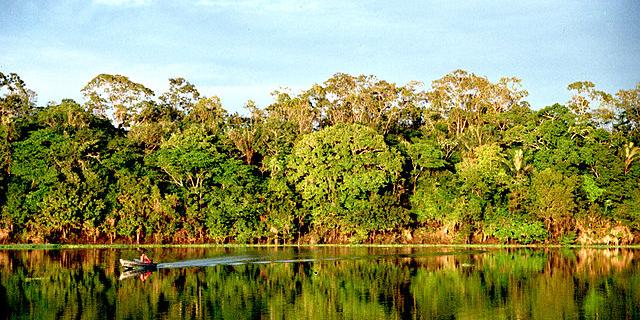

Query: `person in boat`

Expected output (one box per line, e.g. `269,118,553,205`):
140,253,152,264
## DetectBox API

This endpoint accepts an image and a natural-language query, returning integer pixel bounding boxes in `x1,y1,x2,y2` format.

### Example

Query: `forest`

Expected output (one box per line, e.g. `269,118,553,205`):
0,70,639,245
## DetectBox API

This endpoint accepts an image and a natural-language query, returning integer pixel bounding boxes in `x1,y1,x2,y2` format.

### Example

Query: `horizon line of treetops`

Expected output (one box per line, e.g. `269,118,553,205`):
0,69,639,245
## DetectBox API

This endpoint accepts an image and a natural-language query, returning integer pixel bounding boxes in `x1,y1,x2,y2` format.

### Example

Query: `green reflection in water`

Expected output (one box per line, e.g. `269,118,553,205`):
0,247,638,319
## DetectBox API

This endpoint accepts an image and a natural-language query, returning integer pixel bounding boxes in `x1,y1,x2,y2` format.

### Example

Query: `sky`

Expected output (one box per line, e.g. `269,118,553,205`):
1,0,639,113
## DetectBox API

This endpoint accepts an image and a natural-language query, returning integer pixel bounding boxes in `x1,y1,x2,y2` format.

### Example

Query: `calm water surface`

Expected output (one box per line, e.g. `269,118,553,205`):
1,247,639,319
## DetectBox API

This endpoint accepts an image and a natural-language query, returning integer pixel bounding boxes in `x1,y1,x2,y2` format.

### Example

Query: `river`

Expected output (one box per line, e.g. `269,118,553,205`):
1,246,638,319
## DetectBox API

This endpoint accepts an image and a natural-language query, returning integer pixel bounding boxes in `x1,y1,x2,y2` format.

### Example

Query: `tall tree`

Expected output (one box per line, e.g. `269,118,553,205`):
614,83,640,140
159,77,201,114
227,101,265,166
81,74,154,128
266,89,319,135
427,70,527,147
184,96,227,134
0,71,36,128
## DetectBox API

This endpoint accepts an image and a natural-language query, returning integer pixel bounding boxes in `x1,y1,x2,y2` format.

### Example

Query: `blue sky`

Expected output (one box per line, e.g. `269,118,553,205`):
1,0,639,113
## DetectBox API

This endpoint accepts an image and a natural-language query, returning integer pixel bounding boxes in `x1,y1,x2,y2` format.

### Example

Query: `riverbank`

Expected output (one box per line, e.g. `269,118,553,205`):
2,243,640,250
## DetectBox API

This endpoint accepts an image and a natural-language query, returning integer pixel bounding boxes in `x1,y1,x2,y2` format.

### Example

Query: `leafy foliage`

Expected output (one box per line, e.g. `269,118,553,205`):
287,124,405,241
1,69,639,244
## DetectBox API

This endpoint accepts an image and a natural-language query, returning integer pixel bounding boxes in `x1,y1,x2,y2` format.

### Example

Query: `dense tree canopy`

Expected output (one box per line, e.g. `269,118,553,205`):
0,70,638,244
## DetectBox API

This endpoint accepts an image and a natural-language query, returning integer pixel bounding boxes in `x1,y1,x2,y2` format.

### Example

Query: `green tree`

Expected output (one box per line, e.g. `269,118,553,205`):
149,125,262,242
287,124,405,241
404,137,446,193
149,126,222,240
0,71,36,217
203,160,263,243
4,100,112,241
0,71,36,129
184,96,227,134
410,172,457,227
453,144,512,240
108,175,179,243
128,100,181,152
159,77,201,114
613,188,640,231
529,168,579,239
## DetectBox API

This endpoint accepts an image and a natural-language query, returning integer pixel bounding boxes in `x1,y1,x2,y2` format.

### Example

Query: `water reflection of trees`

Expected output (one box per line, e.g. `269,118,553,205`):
574,248,635,276
0,248,638,319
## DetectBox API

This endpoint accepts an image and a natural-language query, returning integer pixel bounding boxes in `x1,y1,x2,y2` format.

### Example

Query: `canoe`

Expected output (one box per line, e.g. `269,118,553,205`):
119,258,157,269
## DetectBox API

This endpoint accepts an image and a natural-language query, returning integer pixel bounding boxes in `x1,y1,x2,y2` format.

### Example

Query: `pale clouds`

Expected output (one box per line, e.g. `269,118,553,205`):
92,0,154,7
195,0,332,13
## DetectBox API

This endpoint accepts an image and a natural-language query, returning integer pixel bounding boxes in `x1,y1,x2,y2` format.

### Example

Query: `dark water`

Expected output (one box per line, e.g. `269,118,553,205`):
1,247,639,319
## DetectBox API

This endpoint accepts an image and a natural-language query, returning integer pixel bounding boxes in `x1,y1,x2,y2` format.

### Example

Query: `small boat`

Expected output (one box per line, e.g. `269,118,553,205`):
119,258,157,270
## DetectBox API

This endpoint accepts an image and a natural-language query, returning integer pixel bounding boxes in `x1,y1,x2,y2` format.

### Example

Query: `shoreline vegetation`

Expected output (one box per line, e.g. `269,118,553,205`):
1,243,640,250
1,70,639,245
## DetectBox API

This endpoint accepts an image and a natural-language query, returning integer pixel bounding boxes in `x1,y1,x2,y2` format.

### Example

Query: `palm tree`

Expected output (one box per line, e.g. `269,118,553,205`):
624,142,640,175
